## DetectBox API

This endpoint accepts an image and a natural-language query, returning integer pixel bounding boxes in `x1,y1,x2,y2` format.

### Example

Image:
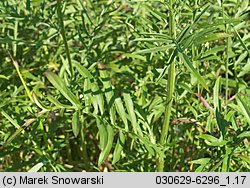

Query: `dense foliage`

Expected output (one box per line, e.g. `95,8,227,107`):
0,0,249,172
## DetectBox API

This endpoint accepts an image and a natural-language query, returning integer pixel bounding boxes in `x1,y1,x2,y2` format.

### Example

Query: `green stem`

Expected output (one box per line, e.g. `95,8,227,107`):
57,0,74,77
13,21,18,56
158,0,176,172
8,53,33,102
222,1,229,108
160,63,175,145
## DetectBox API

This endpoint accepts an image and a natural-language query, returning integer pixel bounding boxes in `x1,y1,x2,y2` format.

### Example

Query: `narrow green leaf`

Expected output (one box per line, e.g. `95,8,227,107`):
137,135,155,156
96,118,107,151
177,4,210,43
194,33,232,45
189,158,211,164
177,45,208,91
0,75,9,80
98,123,114,166
60,55,71,76
232,25,249,53
44,71,81,109
237,131,250,138
5,119,36,146
199,134,228,146
215,108,228,138
156,48,178,83
92,84,105,115
123,93,142,136
239,155,250,165
189,158,211,172
178,83,193,93
115,97,128,131
134,45,174,54
213,76,221,111
236,96,250,125
32,92,50,111
122,53,146,61
202,46,225,57
206,113,214,133
72,111,80,137
99,66,116,125
73,62,93,79
202,18,242,28
112,131,125,164
83,78,92,112
1,111,21,129
74,62,104,115
47,95,74,109
143,4,168,20
235,51,248,66
222,148,231,172
134,38,172,43
140,32,172,40
238,57,250,77
28,162,44,172
195,165,206,172
10,55,33,102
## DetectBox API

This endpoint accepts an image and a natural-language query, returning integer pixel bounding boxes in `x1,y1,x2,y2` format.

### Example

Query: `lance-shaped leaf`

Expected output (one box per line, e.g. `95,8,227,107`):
1,111,21,129
177,45,209,91
72,111,80,137
73,62,104,115
123,93,142,136
134,45,174,54
115,97,128,131
98,122,114,166
28,162,44,172
47,95,74,109
5,118,36,146
112,131,126,164
199,134,228,146
194,33,232,45
236,95,250,125
32,92,50,111
44,71,81,109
